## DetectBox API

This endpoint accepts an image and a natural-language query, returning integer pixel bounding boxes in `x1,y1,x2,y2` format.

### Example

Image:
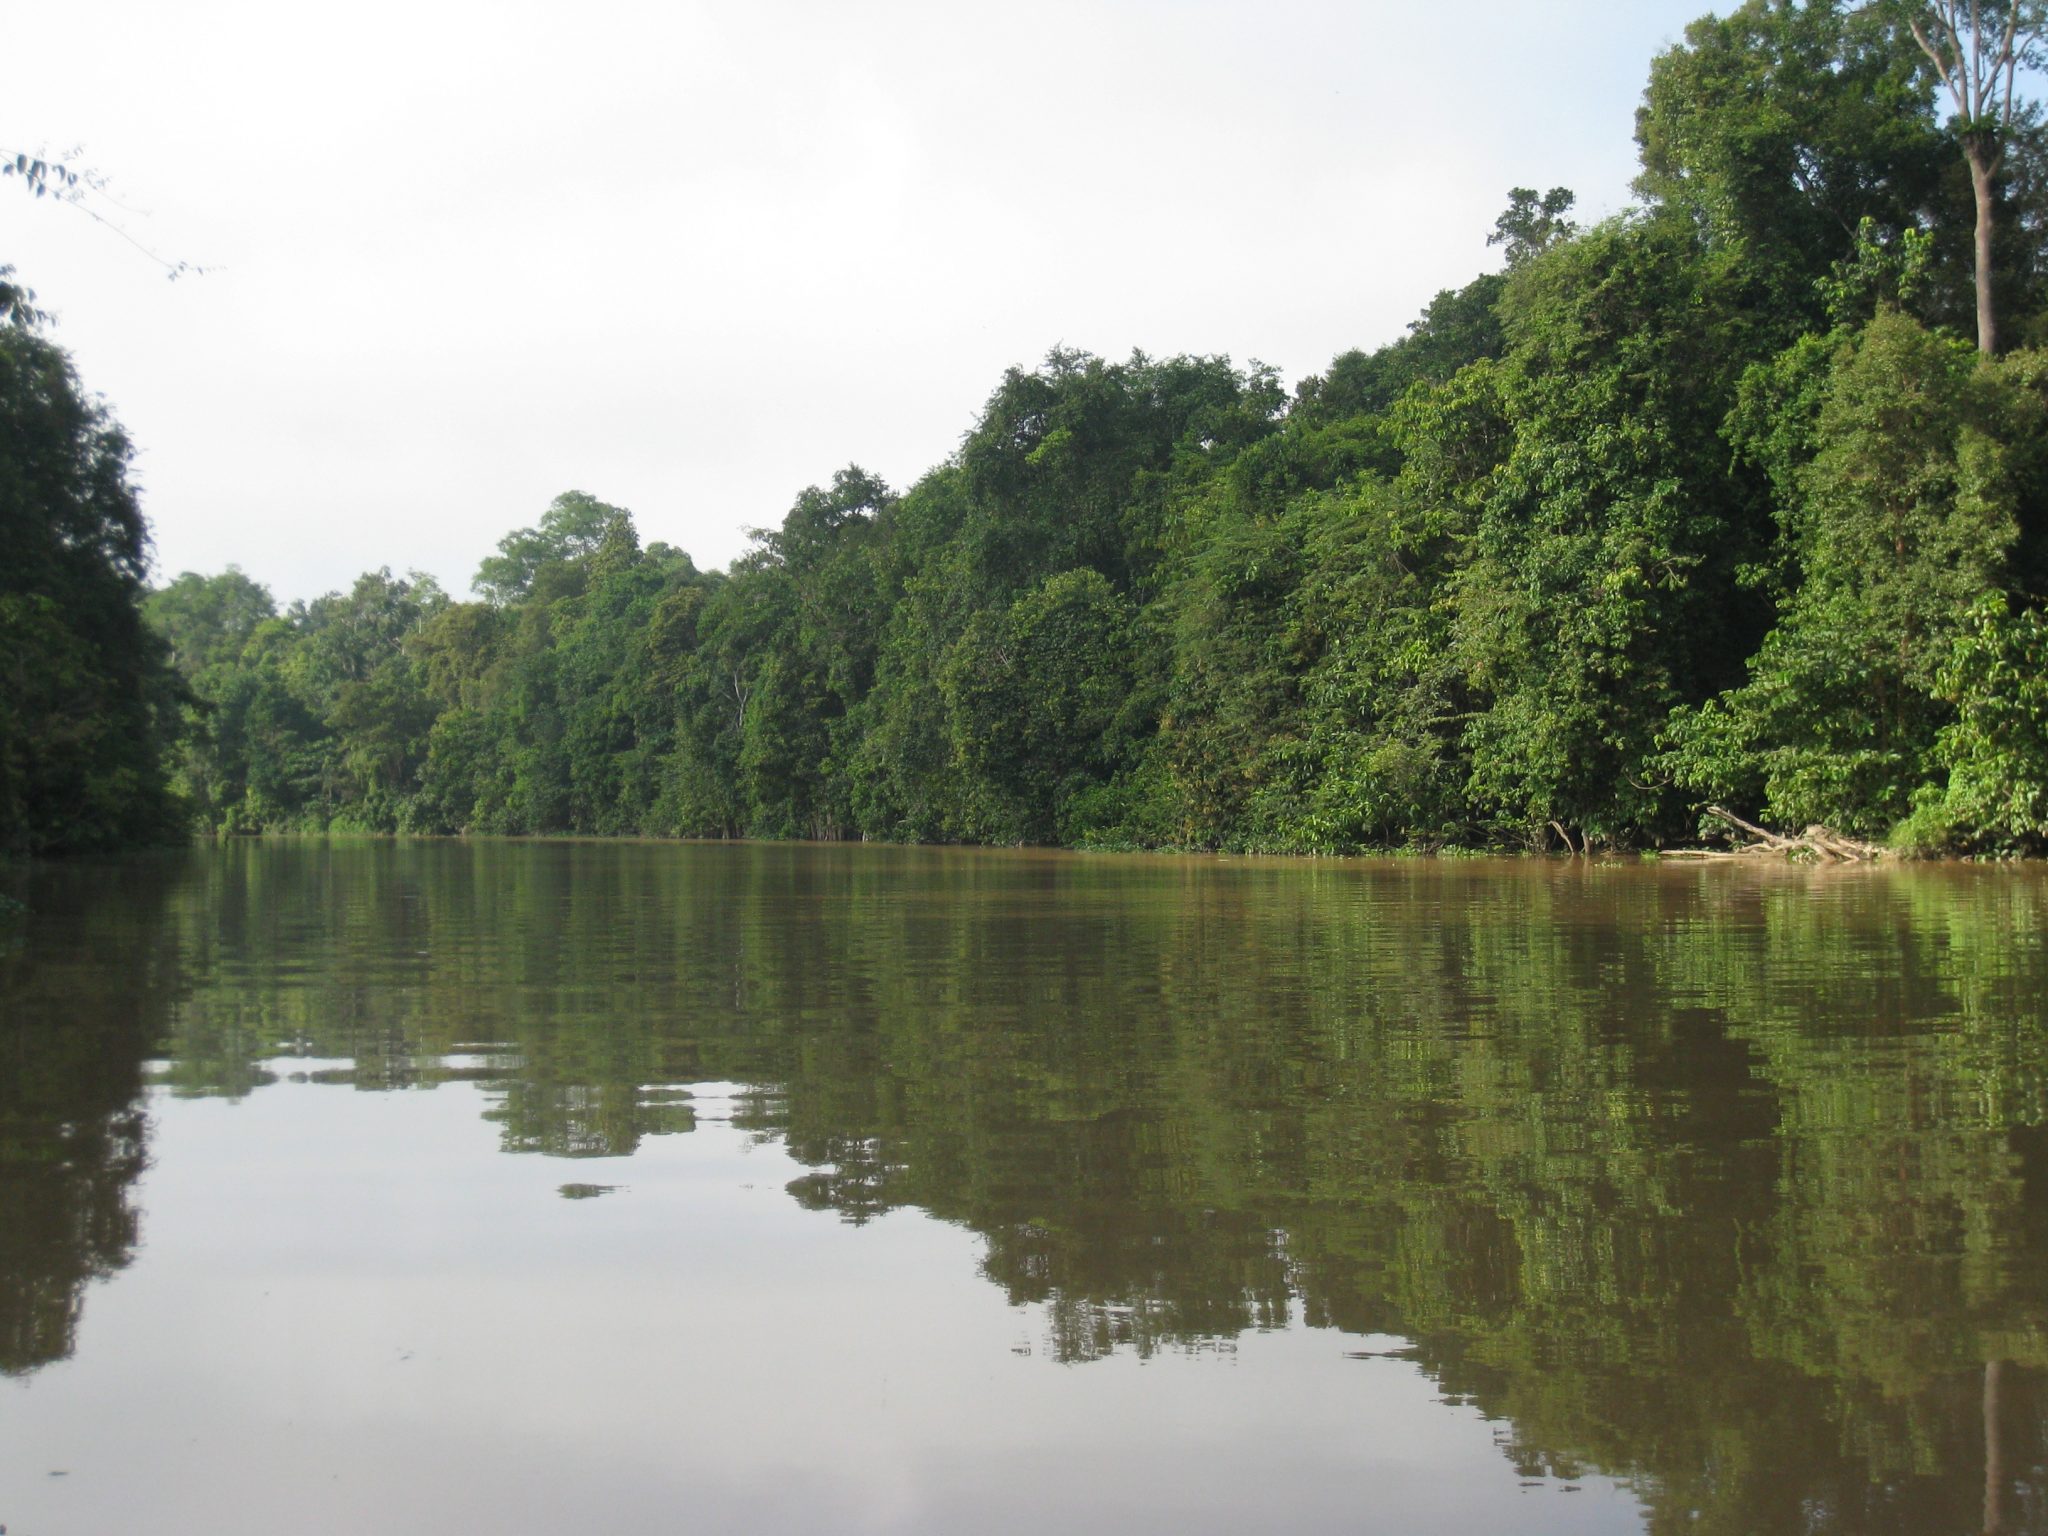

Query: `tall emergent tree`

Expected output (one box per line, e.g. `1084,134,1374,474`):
1906,0,2048,351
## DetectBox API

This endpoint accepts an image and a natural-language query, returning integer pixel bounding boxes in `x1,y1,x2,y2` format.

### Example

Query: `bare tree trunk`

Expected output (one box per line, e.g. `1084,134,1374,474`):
1909,4,2037,355
1969,142,2001,355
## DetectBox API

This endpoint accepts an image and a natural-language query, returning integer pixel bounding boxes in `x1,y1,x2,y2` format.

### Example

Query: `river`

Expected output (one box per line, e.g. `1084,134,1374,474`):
2,841,2044,1533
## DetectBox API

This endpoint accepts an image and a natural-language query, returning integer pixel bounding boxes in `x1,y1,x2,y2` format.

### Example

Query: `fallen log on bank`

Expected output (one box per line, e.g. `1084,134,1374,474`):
1660,805,1890,863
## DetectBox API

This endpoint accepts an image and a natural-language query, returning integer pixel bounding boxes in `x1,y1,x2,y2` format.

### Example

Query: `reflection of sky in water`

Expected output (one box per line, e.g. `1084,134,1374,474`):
1,1073,1640,1536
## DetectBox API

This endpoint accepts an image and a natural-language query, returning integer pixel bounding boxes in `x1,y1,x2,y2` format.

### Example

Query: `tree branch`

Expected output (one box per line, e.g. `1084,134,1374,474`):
1911,16,1970,120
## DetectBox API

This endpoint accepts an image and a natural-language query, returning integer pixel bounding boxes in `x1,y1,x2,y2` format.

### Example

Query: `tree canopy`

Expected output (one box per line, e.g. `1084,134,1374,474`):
0,320,181,854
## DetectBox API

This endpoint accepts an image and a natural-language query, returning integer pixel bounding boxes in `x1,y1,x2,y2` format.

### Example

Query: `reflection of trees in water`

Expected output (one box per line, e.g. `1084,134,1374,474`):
486,1081,696,1158
92,845,2048,1529
0,856,184,1376
0,1098,146,1376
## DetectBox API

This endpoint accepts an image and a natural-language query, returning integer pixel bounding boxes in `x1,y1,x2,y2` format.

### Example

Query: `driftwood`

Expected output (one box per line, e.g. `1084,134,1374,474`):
1660,805,1889,863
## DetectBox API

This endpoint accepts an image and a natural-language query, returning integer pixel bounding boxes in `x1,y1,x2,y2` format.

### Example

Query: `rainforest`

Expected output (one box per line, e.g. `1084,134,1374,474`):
9,1,2048,859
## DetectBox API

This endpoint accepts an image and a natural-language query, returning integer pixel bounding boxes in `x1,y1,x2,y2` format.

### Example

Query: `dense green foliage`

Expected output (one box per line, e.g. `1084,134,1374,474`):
0,316,181,855
116,2,2048,853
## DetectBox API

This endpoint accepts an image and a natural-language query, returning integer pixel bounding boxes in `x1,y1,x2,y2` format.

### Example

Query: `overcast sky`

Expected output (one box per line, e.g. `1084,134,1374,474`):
7,0,1717,605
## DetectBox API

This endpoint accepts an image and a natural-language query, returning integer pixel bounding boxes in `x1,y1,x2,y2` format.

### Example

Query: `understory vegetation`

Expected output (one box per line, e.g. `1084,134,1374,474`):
12,1,2048,855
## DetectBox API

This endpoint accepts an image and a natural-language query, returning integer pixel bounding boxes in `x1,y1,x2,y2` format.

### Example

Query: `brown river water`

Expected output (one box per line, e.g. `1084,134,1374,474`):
2,840,2045,1534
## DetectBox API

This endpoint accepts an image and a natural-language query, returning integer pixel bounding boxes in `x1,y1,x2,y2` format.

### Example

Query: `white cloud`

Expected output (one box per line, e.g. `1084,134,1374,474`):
3,0,1709,602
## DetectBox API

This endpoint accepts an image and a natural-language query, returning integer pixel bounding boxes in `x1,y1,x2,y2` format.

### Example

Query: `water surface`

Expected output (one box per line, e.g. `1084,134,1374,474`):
2,842,2045,1534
